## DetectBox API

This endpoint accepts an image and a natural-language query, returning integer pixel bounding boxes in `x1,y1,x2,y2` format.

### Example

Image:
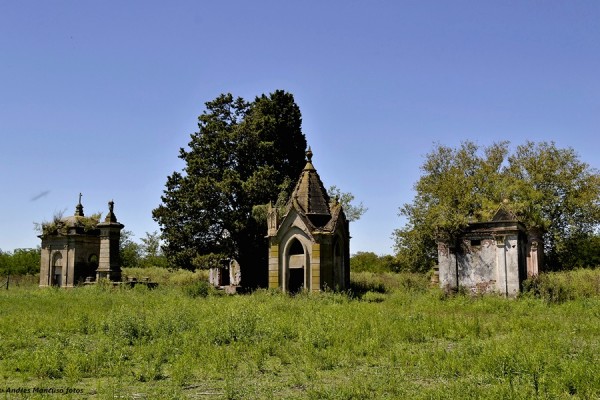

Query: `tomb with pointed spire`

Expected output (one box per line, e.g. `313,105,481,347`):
267,148,350,293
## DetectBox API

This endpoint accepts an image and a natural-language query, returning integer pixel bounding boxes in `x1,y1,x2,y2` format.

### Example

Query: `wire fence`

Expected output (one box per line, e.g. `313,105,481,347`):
0,274,38,289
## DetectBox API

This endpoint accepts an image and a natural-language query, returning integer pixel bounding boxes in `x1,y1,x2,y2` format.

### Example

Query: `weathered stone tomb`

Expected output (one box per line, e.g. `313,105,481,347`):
437,208,543,296
39,196,124,287
209,258,242,289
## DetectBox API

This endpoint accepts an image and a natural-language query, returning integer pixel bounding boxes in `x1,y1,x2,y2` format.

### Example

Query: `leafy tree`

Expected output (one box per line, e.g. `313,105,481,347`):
394,141,600,272
327,185,367,222
0,248,41,275
153,90,307,287
138,231,169,268
504,141,600,269
119,230,141,269
140,231,161,258
0,250,8,275
350,251,400,273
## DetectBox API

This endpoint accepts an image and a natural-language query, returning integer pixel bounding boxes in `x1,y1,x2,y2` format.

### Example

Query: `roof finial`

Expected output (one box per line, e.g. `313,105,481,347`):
75,192,84,216
105,199,118,223
306,146,313,162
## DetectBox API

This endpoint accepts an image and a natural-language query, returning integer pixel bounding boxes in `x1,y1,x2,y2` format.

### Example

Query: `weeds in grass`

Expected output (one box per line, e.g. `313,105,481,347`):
1,270,600,398
522,268,600,302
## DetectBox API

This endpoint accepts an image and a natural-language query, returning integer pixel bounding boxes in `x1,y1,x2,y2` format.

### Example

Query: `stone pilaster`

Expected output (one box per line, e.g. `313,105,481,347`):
268,243,279,289
311,243,321,291
96,201,124,282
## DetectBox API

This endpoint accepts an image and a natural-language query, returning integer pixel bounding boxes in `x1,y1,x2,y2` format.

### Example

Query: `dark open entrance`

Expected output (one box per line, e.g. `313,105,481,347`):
220,267,230,286
288,239,305,293
289,268,304,293
52,253,63,287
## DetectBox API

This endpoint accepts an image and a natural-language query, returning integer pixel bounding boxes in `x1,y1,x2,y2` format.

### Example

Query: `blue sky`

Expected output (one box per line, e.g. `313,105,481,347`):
1,1,599,255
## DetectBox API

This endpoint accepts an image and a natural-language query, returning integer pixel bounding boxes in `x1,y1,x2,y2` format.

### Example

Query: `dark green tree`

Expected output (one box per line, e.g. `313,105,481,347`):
153,90,307,287
394,141,600,272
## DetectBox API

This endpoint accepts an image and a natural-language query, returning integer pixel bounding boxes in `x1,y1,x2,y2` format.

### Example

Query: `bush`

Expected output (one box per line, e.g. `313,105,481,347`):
522,269,600,303
350,271,429,298
121,267,208,286
350,252,401,273
183,280,213,298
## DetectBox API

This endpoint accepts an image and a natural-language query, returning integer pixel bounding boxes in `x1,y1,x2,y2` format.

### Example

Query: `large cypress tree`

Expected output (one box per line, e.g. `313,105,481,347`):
152,90,306,287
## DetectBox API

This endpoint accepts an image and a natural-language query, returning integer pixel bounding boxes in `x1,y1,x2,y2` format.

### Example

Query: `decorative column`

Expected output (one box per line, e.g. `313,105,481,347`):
96,201,124,282
311,243,321,292
495,235,508,296
266,203,280,289
527,228,544,277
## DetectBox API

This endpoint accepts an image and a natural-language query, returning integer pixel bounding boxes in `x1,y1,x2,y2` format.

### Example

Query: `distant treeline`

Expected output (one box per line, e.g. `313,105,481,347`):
0,248,40,276
350,252,403,273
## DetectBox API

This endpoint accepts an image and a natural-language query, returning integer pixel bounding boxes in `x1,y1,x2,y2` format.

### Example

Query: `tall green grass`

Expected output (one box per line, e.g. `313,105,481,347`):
522,268,600,303
0,270,599,399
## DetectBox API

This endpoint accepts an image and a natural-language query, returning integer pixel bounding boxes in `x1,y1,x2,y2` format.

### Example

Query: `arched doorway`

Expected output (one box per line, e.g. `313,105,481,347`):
52,252,63,287
287,238,306,293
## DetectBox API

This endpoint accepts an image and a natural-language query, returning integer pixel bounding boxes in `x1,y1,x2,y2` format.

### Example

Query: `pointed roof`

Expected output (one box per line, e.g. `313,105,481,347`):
289,147,331,227
492,205,517,222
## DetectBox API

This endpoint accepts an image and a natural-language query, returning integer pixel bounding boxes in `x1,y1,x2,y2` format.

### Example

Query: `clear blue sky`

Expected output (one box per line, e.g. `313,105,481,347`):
1,1,599,255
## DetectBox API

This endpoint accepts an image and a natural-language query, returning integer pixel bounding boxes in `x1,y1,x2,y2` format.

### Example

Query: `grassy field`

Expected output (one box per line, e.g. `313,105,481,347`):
1,270,599,399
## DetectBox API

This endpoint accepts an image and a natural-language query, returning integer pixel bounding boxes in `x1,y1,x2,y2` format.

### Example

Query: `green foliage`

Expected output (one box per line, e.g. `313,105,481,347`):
0,247,41,275
35,211,102,236
191,252,225,270
119,230,142,268
138,231,169,268
395,141,600,271
350,251,400,273
119,230,170,269
139,230,161,258
2,269,600,398
350,271,429,297
182,280,214,298
327,185,367,222
153,90,307,288
557,233,600,269
122,266,208,285
522,268,600,303
505,141,600,269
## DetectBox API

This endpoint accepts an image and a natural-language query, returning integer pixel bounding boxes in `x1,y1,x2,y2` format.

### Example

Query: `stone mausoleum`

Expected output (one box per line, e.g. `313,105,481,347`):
267,148,350,293
437,207,543,296
39,196,124,287
209,258,242,291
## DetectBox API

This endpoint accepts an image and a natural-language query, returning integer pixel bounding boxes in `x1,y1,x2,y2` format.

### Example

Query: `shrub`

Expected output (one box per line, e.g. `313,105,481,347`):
350,271,428,296
522,269,600,303
183,280,213,298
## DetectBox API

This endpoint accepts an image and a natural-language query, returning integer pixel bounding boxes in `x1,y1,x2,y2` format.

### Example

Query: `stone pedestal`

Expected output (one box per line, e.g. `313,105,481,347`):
96,201,124,282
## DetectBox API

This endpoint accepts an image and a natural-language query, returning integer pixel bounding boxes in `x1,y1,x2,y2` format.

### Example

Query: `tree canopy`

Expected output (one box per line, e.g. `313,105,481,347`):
394,141,600,272
327,185,367,222
0,248,41,276
152,90,307,287
350,251,400,273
